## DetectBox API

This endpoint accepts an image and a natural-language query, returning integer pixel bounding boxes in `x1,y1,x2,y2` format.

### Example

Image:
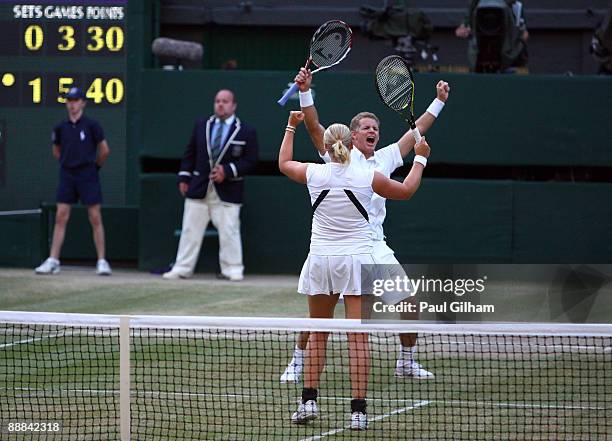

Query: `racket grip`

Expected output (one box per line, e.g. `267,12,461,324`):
277,83,300,106
412,126,422,144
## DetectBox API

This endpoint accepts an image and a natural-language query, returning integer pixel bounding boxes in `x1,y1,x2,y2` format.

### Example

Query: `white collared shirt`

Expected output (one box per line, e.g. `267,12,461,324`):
321,143,403,241
211,114,236,147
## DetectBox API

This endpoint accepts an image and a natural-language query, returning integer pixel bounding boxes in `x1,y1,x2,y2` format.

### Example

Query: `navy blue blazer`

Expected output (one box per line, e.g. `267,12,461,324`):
178,115,259,203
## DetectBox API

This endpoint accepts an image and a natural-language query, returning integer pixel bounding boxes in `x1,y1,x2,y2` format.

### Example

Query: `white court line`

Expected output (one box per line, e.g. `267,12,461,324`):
4,387,610,411
0,331,70,349
298,400,431,441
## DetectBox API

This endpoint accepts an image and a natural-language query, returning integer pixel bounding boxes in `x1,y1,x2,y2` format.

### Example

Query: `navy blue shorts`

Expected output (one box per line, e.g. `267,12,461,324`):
56,165,103,205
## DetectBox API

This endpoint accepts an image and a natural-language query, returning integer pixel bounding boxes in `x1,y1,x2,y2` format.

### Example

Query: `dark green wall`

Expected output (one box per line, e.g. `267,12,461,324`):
139,70,612,166
0,206,139,267
138,175,612,274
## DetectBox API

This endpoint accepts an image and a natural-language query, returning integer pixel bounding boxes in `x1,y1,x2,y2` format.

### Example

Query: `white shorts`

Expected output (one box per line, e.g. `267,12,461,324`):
298,254,375,296
372,241,415,304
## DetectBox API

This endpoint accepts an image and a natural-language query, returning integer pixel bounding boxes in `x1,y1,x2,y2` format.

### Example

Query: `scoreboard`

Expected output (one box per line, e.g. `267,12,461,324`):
0,0,129,208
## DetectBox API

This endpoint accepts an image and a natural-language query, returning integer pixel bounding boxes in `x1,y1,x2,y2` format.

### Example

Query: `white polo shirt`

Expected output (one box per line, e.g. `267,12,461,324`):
321,143,403,241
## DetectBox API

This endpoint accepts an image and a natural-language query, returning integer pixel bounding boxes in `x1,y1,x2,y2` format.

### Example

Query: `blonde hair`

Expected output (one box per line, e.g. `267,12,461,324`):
323,123,351,165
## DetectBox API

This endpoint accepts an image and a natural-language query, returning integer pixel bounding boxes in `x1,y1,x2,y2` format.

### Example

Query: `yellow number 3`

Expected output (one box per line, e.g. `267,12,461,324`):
87,26,104,52
58,25,76,51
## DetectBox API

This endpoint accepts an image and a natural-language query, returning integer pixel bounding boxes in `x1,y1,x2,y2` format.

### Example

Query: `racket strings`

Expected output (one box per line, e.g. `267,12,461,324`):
310,22,352,68
375,56,415,112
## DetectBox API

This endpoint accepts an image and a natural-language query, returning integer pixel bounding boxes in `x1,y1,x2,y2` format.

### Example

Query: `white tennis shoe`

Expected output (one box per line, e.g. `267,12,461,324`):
350,412,368,430
96,259,112,276
280,358,303,384
395,360,434,379
35,258,60,275
291,400,318,424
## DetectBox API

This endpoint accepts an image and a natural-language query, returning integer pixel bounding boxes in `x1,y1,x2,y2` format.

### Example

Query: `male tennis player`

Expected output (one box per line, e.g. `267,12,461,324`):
280,68,450,383
35,87,111,276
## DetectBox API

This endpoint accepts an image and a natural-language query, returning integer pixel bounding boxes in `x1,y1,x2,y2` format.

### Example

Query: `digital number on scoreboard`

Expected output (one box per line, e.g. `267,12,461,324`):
0,1,127,107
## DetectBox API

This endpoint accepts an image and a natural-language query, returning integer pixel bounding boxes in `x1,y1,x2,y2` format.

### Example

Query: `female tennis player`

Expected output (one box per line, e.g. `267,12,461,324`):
279,111,431,430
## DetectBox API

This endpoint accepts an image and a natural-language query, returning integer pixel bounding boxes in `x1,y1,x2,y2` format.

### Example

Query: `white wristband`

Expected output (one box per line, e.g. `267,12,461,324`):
299,90,314,108
426,98,445,118
414,155,427,168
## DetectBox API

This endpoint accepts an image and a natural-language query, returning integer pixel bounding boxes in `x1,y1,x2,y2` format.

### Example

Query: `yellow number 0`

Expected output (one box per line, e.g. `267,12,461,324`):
87,26,104,52
57,26,76,51
24,25,44,51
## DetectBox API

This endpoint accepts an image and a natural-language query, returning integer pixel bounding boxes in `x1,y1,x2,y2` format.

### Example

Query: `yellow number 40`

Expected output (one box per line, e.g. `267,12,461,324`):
86,78,124,104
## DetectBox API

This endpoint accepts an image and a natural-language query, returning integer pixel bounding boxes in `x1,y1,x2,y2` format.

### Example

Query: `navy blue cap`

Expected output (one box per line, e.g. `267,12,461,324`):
65,87,86,100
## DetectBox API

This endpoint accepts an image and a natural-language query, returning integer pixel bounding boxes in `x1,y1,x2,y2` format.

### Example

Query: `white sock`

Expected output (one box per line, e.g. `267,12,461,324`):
399,346,415,364
48,257,60,264
294,346,305,362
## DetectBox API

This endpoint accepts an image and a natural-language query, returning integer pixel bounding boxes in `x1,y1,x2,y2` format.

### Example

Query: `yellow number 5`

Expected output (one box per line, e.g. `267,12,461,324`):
87,26,104,52
57,25,75,51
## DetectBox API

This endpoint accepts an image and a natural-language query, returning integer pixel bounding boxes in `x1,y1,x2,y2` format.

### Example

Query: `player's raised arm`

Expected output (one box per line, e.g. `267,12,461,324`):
373,137,431,200
397,80,450,158
278,111,308,184
295,68,326,156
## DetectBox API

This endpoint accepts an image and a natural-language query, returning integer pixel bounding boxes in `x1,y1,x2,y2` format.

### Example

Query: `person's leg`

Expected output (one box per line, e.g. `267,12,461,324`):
280,330,310,383
344,296,370,399
209,193,244,280
372,241,433,378
344,295,370,430
50,203,71,260
292,294,338,423
87,204,105,261
167,198,210,277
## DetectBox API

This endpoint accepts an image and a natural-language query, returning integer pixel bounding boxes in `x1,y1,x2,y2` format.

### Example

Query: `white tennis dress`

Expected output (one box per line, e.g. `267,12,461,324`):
297,162,376,296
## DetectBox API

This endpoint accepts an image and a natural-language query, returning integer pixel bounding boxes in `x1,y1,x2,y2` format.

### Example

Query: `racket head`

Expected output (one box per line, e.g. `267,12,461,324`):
309,20,352,72
375,55,416,120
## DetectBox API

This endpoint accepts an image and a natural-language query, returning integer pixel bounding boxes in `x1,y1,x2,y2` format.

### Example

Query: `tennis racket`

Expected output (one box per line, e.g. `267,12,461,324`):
277,20,352,106
374,55,421,144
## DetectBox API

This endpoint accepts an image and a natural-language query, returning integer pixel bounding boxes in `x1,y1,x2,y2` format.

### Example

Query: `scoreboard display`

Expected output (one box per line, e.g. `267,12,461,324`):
0,0,128,208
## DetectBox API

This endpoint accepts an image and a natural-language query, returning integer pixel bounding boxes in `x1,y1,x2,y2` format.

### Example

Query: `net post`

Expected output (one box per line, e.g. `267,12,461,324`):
119,316,131,441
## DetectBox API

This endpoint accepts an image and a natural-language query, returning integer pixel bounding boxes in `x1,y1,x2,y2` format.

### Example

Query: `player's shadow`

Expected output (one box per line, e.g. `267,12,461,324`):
547,265,612,323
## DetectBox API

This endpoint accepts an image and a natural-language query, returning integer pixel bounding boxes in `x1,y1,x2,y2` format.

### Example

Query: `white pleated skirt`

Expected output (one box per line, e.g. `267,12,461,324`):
297,253,375,296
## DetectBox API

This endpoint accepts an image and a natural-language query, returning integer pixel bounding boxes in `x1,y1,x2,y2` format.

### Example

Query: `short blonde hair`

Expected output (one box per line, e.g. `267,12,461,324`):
349,112,380,132
324,123,351,165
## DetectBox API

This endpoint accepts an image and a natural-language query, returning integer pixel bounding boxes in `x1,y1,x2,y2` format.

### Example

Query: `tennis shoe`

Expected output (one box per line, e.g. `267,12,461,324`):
291,400,318,424
35,258,60,275
280,358,303,384
350,412,368,430
96,259,112,276
395,360,434,379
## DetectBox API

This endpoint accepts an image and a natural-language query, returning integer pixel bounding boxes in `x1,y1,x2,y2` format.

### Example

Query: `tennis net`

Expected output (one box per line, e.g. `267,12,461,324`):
1,311,611,440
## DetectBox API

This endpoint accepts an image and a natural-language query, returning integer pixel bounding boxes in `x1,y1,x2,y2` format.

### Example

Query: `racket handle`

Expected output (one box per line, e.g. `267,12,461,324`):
412,126,422,144
277,83,300,106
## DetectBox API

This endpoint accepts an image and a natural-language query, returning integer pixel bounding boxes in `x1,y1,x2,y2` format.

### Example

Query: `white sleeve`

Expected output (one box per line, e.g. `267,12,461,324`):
319,151,331,164
377,143,403,175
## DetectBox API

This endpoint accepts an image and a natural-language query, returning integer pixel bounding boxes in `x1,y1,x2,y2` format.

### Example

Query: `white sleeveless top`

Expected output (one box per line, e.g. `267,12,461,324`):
306,162,375,255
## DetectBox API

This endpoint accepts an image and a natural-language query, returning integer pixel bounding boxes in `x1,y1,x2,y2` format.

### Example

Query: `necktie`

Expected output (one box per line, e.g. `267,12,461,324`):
211,121,224,162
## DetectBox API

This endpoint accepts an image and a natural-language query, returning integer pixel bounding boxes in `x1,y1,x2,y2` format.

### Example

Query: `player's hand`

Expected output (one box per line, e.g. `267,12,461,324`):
294,68,313,92
455,24,471,38
210,165,226,183
288,111,305,128
415,137,430,158
436,80,450,102
179,182,189,196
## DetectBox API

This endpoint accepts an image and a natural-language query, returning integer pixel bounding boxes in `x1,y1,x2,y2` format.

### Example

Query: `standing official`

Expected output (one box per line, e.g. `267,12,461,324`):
163,89,259,281
35,87,111,275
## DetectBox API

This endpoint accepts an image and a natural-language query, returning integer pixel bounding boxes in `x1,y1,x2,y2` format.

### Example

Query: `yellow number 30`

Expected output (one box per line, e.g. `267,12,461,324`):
87,26,105,51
